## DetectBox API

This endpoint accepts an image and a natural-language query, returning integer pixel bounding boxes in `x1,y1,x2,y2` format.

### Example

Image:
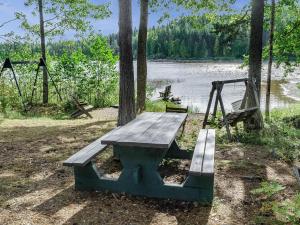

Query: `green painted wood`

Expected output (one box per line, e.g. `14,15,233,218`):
68,121,215,203
74,161,214,203
165,141,192,160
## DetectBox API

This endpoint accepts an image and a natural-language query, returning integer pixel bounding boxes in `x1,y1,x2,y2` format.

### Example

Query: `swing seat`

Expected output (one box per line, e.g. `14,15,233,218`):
231,99,243,111
224,107,259,126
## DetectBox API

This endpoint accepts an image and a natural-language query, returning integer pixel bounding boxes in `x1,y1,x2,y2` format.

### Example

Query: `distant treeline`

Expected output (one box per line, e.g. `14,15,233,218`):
108,17,270,60
0,18,269,61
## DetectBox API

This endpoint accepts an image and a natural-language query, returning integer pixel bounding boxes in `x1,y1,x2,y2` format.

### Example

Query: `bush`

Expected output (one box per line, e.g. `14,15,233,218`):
236,104,300,162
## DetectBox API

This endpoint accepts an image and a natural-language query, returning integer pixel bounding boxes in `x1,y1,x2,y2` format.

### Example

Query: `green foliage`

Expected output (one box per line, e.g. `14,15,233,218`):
236,104,300,162
52,35,119,108
0,35,119,114
297,83,300,89
270,0,300,74
251,181,285,198
16,0,110,40
272,193,300,224
145,100,178,112
110,16,250,60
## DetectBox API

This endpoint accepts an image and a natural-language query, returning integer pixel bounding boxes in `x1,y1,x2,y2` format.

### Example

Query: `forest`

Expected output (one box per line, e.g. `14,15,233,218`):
110,17,264,60
0,0,299,225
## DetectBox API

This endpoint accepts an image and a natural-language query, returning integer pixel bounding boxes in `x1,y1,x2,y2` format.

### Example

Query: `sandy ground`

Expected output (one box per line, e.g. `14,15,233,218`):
0,108,299,225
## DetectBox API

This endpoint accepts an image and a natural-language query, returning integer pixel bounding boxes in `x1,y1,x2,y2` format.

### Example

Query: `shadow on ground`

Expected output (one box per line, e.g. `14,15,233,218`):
0,114,298,225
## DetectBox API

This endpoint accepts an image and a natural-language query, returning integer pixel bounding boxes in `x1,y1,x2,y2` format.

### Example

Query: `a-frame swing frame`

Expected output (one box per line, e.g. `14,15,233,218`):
202,78,260,140
29,58,63,107
0,57,63,111
0,58,27,111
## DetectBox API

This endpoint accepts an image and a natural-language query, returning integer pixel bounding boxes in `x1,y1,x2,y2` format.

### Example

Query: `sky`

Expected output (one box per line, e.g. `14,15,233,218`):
0,0,247,41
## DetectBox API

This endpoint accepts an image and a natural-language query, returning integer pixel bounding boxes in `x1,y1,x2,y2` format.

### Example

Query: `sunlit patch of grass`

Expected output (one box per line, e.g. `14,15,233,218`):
213,104,300,162
145,100,178,112
0,104,69,120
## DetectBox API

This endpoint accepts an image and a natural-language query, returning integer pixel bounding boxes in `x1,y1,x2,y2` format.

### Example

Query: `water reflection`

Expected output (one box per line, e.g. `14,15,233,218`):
135,61,300,113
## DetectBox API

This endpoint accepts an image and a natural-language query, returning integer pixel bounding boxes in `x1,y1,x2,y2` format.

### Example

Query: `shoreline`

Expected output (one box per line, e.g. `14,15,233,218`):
146,59,243,63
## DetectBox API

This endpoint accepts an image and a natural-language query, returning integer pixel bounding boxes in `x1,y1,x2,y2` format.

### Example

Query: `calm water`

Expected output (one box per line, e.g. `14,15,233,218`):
134,61,300,113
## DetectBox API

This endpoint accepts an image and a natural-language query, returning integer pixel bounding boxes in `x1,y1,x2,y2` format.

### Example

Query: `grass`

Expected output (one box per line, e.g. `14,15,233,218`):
297,82,300,89
250,181,285,198
251,182,300,224
0,104,71,120
216,104,300,162
145,99,179,112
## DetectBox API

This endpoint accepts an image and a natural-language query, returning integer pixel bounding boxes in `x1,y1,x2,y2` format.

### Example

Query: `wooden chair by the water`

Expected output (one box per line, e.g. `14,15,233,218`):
159,85,172,101
70,95,93,119
166,106,188,135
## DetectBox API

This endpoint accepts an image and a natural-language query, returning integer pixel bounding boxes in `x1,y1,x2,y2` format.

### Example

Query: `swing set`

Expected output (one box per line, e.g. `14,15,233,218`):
202,78,261,140
0,57,62,111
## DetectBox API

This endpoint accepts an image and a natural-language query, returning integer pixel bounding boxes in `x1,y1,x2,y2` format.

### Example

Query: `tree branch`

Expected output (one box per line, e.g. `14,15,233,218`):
44,15,59,23
0,18,17,28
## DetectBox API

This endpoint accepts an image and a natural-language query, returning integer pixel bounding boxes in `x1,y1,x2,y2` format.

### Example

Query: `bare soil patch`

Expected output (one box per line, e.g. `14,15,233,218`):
0,109,298,225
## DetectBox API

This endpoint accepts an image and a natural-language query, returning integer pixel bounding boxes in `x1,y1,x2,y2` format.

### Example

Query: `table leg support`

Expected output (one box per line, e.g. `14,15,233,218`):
183,174,214,203
74,162,102,191
165,141,192,160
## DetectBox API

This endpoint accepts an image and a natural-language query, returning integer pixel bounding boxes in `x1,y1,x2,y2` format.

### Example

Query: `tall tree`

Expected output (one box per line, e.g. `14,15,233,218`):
118,0,136,125
38,0,48,104
17,0,110,104
245,0,265,130
137,0,149,113
265,0,276,122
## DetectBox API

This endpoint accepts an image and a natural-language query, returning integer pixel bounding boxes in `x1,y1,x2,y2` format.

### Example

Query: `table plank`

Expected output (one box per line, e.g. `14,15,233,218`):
201,129,215,175
117,113,187,148
189,129,207,175
101,112,164,145
102,112,187,148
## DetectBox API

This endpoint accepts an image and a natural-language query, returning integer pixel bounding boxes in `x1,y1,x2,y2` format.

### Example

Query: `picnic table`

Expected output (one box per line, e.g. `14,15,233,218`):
64,112,216,203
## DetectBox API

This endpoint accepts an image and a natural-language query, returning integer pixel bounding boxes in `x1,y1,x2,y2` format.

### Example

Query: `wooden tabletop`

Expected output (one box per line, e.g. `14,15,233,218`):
101,112,187,149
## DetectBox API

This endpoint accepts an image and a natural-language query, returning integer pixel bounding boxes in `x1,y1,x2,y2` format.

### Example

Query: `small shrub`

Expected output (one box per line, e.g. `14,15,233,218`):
236,104,300,162
251,181,285,198
272,193,300,224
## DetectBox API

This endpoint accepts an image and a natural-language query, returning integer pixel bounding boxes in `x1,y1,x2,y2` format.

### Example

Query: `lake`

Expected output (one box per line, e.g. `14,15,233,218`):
134,61,300,113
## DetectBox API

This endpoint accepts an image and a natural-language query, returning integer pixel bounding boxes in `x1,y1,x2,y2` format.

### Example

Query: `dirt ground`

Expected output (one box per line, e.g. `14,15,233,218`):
0,108,299,225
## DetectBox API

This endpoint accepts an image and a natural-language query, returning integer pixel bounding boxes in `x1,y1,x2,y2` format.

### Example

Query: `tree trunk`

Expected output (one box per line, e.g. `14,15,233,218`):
38,0,48,104
118,0,136,126
244,0,265,130
265,0,276,122
137,0,149,113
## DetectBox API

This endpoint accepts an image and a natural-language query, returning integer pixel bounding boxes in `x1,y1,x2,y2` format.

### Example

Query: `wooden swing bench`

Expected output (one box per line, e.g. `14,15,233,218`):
203,78,261,140
64,112,215,203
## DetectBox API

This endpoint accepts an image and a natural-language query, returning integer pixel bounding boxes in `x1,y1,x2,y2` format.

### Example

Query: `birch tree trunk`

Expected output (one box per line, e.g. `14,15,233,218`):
137,0,149,113
118,0,136,125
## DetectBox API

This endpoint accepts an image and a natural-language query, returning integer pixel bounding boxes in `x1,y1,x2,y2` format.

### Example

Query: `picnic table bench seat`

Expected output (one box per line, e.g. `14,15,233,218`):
189,129,215,176
63,138,107,167
63,128,118,167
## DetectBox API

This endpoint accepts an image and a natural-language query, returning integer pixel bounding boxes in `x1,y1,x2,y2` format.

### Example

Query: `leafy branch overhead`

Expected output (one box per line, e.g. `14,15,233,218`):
16,0,111,38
